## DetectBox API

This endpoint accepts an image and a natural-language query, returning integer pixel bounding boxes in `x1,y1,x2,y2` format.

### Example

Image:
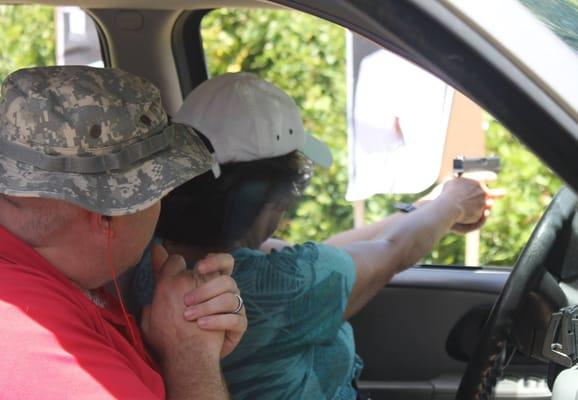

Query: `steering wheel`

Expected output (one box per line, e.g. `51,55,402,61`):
456,187,578,400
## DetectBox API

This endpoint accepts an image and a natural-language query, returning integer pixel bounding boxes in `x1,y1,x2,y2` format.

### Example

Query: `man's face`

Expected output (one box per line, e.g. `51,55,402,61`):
114,201,161,270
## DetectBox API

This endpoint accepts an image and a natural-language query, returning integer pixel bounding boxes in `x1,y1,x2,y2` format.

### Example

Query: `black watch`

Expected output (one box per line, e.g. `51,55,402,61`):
394,202,417,213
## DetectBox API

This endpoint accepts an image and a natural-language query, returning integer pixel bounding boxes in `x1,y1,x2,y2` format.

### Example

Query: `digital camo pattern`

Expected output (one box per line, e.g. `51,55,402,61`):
0,66,166,154
0,66,215,215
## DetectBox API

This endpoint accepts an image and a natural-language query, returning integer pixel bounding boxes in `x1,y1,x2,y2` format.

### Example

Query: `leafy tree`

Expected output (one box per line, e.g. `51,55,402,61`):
0,5,55,84
480,116,562,265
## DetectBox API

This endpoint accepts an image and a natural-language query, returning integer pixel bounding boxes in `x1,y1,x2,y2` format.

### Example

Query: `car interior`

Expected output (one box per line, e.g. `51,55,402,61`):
2,1,578,399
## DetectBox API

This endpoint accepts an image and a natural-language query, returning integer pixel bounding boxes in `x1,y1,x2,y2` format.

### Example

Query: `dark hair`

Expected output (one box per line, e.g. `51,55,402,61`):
156,151,312,248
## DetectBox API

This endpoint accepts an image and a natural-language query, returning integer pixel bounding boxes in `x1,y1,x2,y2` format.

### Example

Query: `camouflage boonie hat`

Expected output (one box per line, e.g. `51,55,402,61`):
0,66,217,216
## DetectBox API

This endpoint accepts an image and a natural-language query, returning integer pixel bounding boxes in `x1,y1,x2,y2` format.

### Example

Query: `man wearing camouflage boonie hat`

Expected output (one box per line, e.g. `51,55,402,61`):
0,66,246,399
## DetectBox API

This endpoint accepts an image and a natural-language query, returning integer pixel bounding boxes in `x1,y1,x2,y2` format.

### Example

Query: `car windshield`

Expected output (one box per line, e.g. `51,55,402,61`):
519,0,578,53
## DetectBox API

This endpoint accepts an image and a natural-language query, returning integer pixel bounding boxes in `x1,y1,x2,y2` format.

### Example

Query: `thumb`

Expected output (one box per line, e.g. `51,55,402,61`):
151,243,169,281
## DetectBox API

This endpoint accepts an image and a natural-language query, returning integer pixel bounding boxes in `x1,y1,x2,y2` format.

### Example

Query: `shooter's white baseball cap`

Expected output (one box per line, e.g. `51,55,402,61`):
173,72,333,168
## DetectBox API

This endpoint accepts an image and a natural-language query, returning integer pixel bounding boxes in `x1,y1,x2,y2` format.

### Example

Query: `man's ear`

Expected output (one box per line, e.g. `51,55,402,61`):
89,213,114,237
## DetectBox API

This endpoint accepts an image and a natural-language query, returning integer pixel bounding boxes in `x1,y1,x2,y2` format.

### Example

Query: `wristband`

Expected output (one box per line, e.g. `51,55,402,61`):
394,202,417,213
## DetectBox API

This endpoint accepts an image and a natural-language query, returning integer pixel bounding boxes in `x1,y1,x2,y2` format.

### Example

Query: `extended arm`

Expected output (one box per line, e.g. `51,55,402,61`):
342,178,490,319
323,201,429,247
261,206,428,252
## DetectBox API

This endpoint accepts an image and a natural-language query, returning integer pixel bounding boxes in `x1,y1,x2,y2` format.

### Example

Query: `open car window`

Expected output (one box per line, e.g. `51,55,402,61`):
197,7,562,268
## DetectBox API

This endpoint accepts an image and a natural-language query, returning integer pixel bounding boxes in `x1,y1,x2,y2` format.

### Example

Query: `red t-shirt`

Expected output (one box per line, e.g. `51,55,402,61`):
0,225,165,399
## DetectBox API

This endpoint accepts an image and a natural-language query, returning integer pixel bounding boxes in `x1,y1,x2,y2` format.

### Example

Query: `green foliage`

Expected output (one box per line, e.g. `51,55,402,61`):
202,8,563,267
480,116,562,265
0,5,55,84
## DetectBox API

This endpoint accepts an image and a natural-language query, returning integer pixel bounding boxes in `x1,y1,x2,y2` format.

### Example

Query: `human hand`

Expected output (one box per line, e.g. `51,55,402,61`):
140,244,224,364
183,253,247,359
437,177,505,233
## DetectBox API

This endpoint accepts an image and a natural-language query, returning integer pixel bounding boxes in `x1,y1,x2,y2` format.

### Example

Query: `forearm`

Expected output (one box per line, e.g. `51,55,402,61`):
343,196,461,319
324,217,398,247
162,344,229,400
324,200,430,247
381,197,460,267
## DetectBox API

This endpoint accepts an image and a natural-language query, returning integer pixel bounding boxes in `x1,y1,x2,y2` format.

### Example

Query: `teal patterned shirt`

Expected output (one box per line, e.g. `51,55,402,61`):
223,242,363,400
130,240,362,399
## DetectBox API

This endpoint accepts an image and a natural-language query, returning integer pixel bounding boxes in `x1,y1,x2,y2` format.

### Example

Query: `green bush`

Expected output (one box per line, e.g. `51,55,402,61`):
480,116,562,264
0,5,55,84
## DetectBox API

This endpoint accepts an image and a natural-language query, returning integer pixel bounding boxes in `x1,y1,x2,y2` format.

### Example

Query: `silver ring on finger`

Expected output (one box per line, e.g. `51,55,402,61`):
233,294,244,314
